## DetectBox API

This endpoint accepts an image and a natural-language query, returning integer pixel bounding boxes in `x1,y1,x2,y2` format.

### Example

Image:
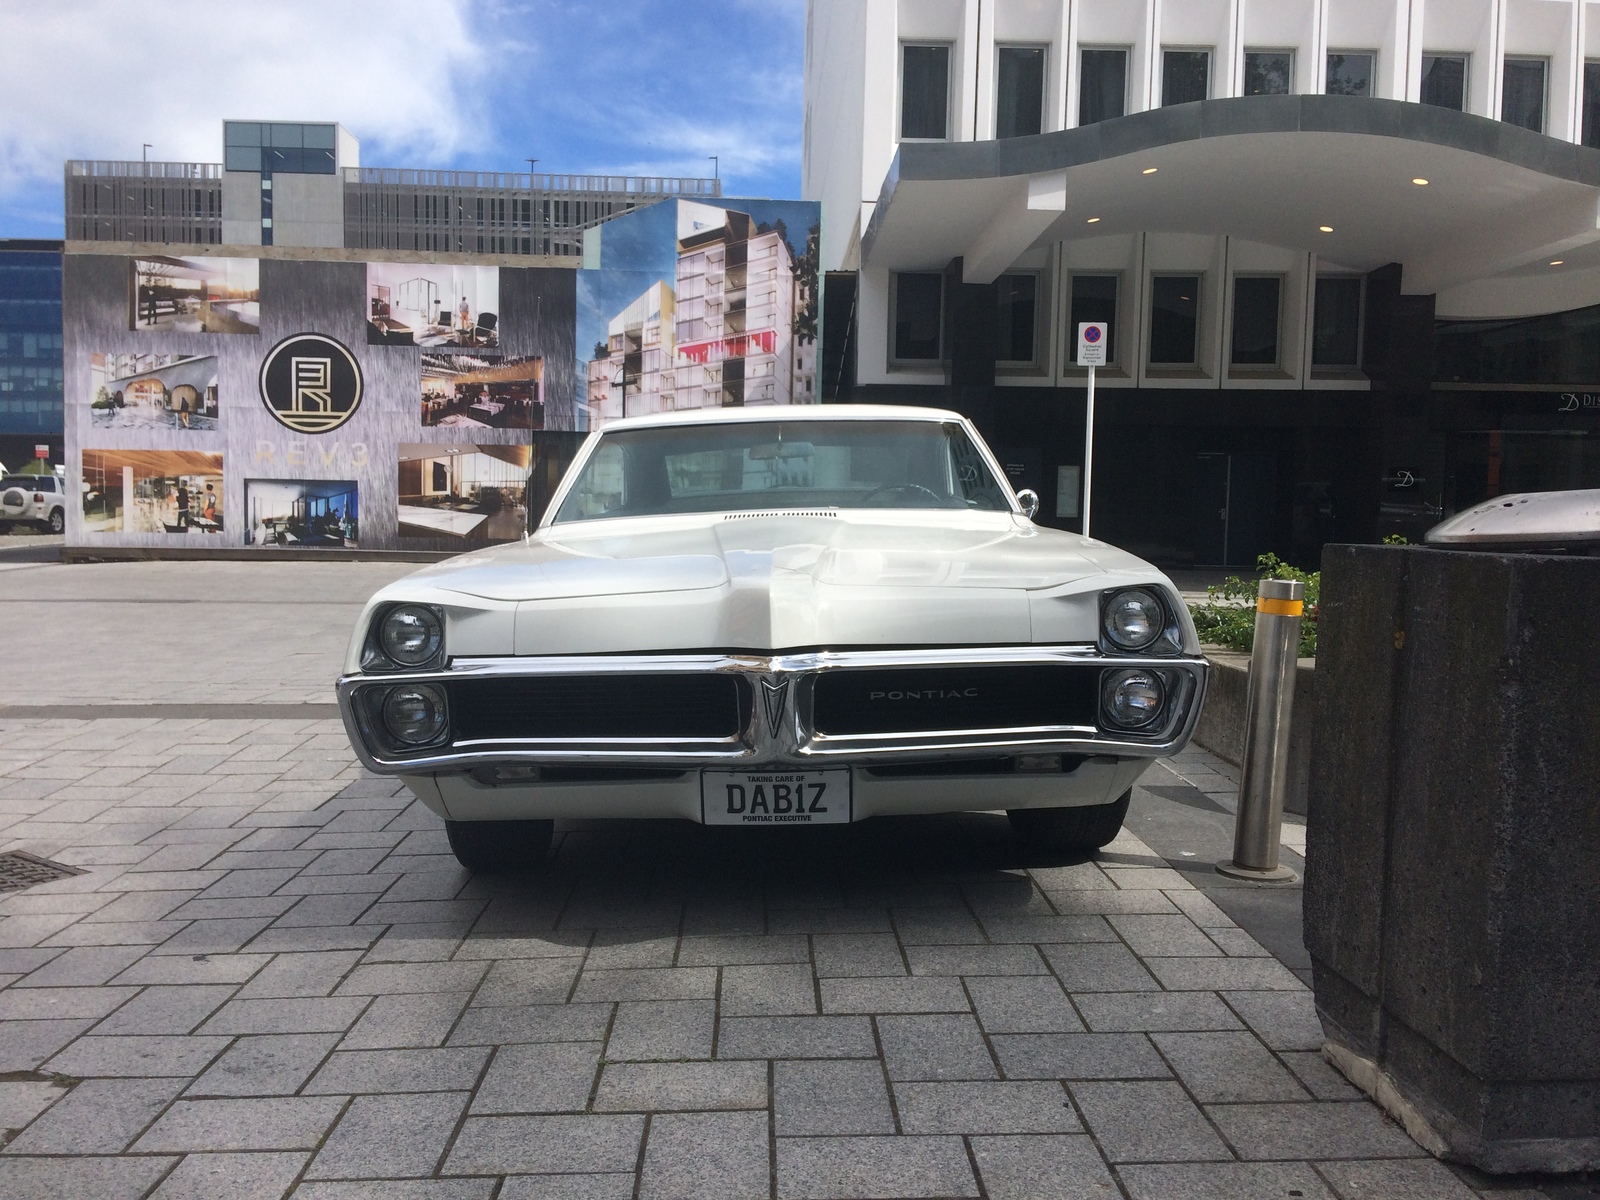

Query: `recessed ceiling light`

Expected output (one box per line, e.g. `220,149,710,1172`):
1411,177,1429,185
1550,259,1564,266
1319,225,1334,233
1142,167,1159,175
1086,216,1101,223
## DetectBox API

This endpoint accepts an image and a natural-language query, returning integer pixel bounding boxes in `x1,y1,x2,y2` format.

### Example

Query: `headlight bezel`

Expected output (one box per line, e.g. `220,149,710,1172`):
1099,667,1168,731
1099,586,1183,656
379,683,450,748
363,602,447,672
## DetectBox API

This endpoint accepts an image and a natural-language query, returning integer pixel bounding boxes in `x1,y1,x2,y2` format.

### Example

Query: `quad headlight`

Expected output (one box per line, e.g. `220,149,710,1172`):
1101,588,1167,652
378,604,444,668
381,684,449,746
1101,668,1166,730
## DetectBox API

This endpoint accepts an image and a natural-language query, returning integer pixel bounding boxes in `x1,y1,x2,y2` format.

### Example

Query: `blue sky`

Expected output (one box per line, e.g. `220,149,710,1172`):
0,0,805,238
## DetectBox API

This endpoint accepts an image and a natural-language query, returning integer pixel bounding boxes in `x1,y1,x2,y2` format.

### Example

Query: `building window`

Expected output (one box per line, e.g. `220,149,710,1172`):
1149,275,1200,365
997,46,1047,138
1079,48,1128,125
892,272,943,362
1244,51,1294,96
1584,62,1600,148
1069,275,1118,363
1313,276,1363,368
1420,55,1468,110
995,274,1038,364
1326,52,1374,97
1162,50,1209,106
1502,58,1546,133
902,44,951,140
1231,276,1282,367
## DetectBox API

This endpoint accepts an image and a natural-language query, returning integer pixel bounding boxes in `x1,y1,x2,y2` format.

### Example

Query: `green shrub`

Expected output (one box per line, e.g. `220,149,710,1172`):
1188,553,1320,658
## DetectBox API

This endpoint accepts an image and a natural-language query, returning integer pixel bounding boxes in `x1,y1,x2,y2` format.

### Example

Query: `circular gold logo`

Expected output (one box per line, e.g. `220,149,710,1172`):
259,333,363,434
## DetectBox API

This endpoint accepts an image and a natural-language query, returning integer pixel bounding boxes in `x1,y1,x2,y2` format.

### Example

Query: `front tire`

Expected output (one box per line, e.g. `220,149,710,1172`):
1008,789,1131,854
445,818,554,872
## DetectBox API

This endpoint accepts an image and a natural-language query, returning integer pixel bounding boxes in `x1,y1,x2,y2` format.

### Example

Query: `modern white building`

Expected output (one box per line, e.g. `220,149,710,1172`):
805,0,1600,563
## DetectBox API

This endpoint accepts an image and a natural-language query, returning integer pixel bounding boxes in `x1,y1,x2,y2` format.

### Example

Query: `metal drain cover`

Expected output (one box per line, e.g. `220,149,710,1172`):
0,851,85,893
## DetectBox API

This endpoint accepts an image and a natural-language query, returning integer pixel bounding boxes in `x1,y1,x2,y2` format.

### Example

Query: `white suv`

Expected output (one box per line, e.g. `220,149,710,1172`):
0,475,67,535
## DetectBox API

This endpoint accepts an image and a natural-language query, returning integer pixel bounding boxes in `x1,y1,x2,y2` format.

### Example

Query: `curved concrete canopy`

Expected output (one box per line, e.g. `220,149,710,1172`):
862,95,1600,303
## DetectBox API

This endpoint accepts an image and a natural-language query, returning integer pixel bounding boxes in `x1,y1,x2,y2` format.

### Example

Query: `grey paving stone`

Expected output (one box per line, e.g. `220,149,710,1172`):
448,1002,612,1046
153,917,277,956
1118,1162,1338,1199
270,893,378,928
0,1017,96,1071
1314,1158,1482,1199
585,932,677,970
641,1110,769,1200
721,962,817,1016
1072,1081,1232,1163
812,933,905,977
677,934,809,966
1280,1051,1363,1101
44,918,190,947
444,1114,645,1174
979,914,1118,944
716,1015,877,1060
895,1079,1079,1134
94,984,238,1035
290,1182,494,1200
150,1150,309,1200
1146,957,1306,992
307,1091,469,1179
905,944,1047,976
453,931,591,960
134,1095,348,1152
334,961,490,996
767,908,892,935
1031,863,1117,891
879,1013,997,1081
1163,889,1236,929
1041,943,1160,992
1103,867,1194,891
819,977,969,1013
339,990,472,1050
607,1000,713,1061
0,1155,180,1200
1152,1032,1310,1103
593,1060,768,1111
17,944,147,986
169,896,299,921
892,906,986,944
1048,890,1182,915
1075,991,1244,1033
0,984,138,1020
235,950,364,999
113,953,271,986
774,1059,894,1135
1207,1100,1425,1160
968,976,1084,1034
1,1076,187,1154
499,1175,634,1200
305,1046,489,1094
1222,990,1328,1052
194,867,303,899
460,957,581,1006
970,1133,1122,1199
572,967,716,1003
186,1033,341,1096
0,947,69,975
776,1134,978,1199
199,996,369,1035
1207,928,1273,957
472,1042,602,1114
991,1033,1170,1081
0,1080,68,1130
45,1033,232,1077
1108,913,1226,957
362,922,472,963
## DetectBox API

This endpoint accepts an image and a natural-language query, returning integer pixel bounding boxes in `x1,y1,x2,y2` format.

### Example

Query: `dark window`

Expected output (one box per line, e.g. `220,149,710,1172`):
996,274,1037,363
1162,50,1209,105
1231,276,1282,367
1502,58,1546,132
1079,49,1127,124
1070,275,1118,362
894,273,943,361
1150,276,1200,365
1244,51,1293,95
1585,62,1600,147
1326,52,1373,96
902,44,951,139
997,46,1046,138
1435,304,1600,385
1313,276,1363,367
1420,55,1468,110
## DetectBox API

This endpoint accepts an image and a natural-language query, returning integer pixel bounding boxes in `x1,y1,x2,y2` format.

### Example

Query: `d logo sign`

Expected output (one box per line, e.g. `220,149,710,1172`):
259,333,363,434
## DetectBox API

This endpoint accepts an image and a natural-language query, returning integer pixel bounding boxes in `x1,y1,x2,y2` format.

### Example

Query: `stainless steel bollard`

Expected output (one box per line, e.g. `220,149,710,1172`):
1217,578,1304,882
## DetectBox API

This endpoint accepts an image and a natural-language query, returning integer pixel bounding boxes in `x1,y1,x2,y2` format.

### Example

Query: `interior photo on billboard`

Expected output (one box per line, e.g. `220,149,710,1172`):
398,443,531,542
130,257,259,334
244,479,359,548
89,352,219,431
81,449,224,534
367,262,499,350
421,355,541,429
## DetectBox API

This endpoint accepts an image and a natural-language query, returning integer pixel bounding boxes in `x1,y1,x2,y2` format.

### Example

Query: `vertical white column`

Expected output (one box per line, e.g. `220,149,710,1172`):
1568,0,1586,143
1223,0,1244,97
972,0,997,139
958,0,982,140
1403,0,1426,103
1311,0,1329,94
1064,0,1081,126
1049,0,1071,131
1488,0,1508,121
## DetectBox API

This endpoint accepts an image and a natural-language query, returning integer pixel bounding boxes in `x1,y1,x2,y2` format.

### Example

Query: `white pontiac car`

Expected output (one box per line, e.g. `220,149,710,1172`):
339,406,1208,871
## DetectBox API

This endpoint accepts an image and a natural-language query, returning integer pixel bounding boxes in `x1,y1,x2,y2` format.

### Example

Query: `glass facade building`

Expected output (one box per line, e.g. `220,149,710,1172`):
0,240,64,466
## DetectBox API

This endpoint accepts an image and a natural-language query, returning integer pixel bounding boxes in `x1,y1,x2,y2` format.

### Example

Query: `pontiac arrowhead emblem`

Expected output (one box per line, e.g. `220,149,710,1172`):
760,678,789,734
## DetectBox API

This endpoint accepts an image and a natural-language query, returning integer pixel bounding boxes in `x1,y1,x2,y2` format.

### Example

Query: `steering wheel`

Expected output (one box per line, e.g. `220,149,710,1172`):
859,482,942,506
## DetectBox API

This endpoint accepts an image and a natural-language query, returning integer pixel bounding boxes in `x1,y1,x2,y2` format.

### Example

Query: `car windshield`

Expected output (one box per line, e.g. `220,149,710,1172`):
552,419,1012,523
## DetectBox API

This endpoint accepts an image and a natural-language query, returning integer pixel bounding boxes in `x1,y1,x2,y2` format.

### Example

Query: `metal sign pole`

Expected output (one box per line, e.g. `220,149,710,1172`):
1083,363,1096,538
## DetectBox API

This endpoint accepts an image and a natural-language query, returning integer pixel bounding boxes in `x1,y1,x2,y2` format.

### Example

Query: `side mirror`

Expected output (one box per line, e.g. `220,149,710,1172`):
1015,488,1040,519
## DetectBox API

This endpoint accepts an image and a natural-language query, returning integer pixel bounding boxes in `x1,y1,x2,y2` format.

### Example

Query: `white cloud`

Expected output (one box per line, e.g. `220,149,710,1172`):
0,0,488,195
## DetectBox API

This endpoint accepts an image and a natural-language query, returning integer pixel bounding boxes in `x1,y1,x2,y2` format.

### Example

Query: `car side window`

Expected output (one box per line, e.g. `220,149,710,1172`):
561,442,626,519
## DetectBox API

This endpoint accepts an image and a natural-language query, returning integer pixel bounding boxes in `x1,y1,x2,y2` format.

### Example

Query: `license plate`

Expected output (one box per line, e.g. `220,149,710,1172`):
701,768,851,826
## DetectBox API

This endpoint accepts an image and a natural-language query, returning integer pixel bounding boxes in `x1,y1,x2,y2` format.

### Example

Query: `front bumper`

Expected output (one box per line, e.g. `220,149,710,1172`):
337,645,1209,775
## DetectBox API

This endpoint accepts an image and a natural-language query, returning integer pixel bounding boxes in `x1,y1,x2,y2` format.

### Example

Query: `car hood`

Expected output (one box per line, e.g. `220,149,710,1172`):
357,511,1190,659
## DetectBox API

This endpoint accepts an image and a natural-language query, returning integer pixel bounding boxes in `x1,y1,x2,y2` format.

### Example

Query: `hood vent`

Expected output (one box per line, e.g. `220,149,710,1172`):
723,510,838,520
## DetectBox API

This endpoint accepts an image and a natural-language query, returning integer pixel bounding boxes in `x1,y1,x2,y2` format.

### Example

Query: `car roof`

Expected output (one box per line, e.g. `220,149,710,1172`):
590,404,967,433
